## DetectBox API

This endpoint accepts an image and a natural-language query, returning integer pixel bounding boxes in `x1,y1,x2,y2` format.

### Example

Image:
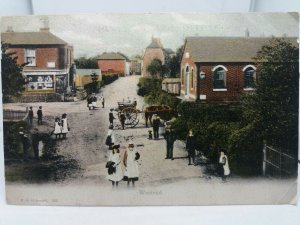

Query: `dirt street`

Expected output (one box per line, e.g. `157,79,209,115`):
4,75,297,206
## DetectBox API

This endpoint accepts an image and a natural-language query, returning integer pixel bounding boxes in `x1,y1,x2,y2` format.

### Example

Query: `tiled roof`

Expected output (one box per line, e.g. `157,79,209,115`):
1,31,68,45
97,52,127,60
185,36,298,62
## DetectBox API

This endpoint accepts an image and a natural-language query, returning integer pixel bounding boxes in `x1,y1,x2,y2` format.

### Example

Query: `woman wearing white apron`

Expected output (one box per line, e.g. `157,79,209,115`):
53,117,62,139
124,143,140,187
61,113,69,139
106,145,123,188
219,150,230,182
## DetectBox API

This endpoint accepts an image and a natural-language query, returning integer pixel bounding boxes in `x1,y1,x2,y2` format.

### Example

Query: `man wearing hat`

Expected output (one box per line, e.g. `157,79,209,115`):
120,112,126,130
152,115,160,140
164,128,176,160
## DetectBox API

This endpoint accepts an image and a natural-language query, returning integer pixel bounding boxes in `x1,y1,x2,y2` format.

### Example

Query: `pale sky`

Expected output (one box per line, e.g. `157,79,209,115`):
1,12,298,58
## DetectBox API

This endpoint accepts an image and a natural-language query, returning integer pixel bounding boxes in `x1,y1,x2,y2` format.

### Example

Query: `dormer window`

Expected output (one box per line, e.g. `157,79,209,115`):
25,48,36,66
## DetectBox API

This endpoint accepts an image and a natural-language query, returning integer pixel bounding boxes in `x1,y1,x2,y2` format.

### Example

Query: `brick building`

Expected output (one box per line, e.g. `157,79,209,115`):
180,36,298,103
97,52,130,76
1,27,74,95
142,37,165,77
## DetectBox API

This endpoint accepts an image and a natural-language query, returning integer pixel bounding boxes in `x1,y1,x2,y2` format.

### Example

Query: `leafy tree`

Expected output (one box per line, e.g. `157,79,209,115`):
146,58,169,79
241,38,299,155
1,42,27,99
74,56,98,69
166,45,184,78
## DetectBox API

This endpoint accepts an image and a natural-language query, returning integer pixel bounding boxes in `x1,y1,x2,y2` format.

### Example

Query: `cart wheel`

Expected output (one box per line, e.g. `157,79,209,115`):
122,107,138,128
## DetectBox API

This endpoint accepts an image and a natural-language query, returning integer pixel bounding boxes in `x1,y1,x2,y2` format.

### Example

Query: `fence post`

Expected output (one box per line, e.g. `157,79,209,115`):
262,141,267,176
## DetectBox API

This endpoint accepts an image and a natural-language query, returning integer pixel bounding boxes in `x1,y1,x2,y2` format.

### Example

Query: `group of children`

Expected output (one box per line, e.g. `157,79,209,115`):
53,113,69,139
105,126,140,188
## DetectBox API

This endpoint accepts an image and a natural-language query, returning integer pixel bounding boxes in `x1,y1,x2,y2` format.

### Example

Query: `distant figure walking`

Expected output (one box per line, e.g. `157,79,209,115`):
106,125,116,151
53,117,62,139
164,128,176,160
124,143,140,187
152,115,160,140
102,97,105,108
120,112,126,130
186,129,196,165
37,106,43,125
219,150,230,182
109,109,115,127
28,106,34,126
92,95,97,109
106,144,123,188
61,113,69,139
87,96,93,110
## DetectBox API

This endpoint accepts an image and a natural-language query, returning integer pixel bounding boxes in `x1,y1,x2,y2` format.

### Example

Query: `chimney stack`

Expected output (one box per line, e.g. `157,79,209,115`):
40,18,50,32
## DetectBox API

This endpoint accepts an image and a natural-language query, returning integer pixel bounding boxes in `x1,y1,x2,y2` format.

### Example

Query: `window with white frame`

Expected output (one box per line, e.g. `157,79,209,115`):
244,67,256,88
213,67,226,89
25,48,36,66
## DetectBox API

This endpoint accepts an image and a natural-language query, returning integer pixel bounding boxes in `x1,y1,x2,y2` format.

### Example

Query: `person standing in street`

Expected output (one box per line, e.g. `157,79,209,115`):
186,129,196,165
109,109,115,127
61,113,69,139
102,97,105,108
106,144,123,188
106,125,116,151
92,95,97,109
123,143,140,187
31,128,40,160
120,112,126,130
37,106,43,125
28,106,34,126
219,150,230,182
164,128,176,160
152,115,160,140
53,117,62,139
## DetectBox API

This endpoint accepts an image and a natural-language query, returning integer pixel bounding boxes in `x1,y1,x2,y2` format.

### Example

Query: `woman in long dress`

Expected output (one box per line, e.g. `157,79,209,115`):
124,143,140,187
53,117,62,139
61,113,69,139
219,150,230,182
106,145,123,187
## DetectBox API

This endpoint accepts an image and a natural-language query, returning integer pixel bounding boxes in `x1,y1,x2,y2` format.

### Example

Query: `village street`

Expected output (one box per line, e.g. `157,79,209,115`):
4,75,297,206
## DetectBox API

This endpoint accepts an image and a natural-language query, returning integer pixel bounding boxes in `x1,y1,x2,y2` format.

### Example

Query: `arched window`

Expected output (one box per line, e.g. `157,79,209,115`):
243,65,256,88
212,66,227,89
191,69,194,89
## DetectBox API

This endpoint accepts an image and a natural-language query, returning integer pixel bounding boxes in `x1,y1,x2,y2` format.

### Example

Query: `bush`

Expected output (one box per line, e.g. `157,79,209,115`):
3,121,28,157
229,124,263,176
102,74,119,85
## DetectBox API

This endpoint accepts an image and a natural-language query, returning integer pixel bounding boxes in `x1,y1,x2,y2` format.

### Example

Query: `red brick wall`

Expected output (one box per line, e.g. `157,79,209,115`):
97,59,125,74
142,48,165,77
180,45,197,97
199,63,256,102
8,47,66,69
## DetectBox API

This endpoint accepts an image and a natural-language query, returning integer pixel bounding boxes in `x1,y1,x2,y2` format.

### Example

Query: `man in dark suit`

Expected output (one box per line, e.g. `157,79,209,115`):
37,106,43,125
164,128,176,160
152,115,160,140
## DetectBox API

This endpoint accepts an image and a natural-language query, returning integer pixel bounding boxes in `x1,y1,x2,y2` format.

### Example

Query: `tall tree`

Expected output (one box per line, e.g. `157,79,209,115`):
146,58,169,79
166,45,184,78
74,56,98,69
1,43,27,99
242,38,299,154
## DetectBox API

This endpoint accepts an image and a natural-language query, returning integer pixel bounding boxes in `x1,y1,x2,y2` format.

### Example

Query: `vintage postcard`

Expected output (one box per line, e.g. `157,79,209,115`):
0,12,298,206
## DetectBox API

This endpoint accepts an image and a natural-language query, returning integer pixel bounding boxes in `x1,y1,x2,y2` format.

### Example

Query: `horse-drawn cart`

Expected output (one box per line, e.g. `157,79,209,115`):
115,100,176,128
